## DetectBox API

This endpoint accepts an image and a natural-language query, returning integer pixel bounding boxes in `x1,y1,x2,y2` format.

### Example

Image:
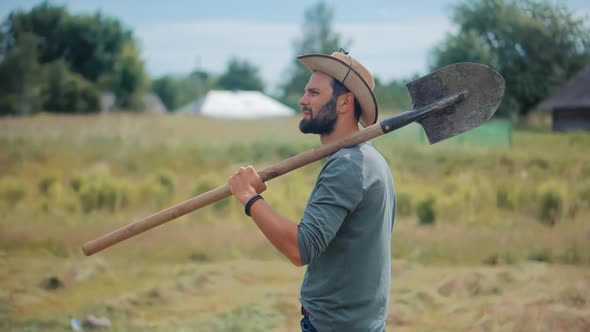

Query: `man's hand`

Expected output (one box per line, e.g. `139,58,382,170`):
228,166,267,205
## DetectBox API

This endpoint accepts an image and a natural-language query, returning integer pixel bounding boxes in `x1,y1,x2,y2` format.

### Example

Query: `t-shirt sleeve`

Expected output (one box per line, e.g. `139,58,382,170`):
297,154,364,265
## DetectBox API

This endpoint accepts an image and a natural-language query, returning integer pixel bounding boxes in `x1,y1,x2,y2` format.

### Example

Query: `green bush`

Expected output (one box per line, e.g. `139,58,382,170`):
153,169,177,194
138,170,177,207
0,177,27,206
75,171,132,213
537,182,566,226
189,250,210,262
139,178,169,207
482,252,514,266
528,248,552,263
70,176,83,193
38,174,58,197
416,196,436,225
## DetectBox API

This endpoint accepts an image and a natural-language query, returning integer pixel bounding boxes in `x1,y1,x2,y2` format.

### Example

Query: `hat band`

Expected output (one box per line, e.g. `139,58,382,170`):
341,54,353,84
342,67,351,83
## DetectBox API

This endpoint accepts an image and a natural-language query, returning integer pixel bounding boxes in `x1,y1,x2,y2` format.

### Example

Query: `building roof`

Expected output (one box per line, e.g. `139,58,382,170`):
176,90,295,118
539,67,590,111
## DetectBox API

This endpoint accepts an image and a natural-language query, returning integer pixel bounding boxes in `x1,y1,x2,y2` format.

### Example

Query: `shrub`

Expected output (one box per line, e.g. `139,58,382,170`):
528,248,552,263
75,171,132,213
79,178,116,212
539,191,562,226
38,174,58,197
189,250,210,262
137,169,178,208
139,178,169,207
70,176,83,192
483,253,514,265
153,169,177,194
416,196,436,225
537,182,567,226
0,177,27,206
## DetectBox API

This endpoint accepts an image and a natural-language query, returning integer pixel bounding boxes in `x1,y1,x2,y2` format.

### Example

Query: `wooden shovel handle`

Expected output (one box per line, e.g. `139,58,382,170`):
82,184,232,255
81,124,384,256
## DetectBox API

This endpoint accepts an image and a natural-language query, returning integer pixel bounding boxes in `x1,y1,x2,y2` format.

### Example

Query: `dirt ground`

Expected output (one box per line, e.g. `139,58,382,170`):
2,250,590,331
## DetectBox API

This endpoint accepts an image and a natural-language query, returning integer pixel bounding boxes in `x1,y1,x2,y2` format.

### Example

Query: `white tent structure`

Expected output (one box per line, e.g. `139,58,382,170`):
176,90,296,119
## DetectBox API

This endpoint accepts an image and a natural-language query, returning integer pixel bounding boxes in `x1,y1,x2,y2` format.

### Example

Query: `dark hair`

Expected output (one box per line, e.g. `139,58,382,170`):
330,78,362,121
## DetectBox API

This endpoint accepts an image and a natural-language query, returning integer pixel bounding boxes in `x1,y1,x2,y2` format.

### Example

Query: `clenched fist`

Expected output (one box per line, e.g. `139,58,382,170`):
228,166,267,205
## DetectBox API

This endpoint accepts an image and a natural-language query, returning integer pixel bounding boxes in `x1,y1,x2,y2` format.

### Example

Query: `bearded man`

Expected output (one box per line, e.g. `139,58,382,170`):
228,50,396,332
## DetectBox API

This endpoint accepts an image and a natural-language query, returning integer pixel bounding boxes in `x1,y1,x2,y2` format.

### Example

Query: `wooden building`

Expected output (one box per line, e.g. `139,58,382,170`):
539,67,590,132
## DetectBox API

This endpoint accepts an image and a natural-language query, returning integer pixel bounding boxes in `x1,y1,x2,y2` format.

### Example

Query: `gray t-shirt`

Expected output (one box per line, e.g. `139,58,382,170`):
297,142,396,332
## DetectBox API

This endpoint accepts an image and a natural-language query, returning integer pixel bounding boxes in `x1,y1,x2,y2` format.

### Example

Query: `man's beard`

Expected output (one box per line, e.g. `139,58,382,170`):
299,96,338,135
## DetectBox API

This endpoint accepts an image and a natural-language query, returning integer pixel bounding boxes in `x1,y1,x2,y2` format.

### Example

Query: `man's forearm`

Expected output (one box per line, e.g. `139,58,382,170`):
248,199,302,266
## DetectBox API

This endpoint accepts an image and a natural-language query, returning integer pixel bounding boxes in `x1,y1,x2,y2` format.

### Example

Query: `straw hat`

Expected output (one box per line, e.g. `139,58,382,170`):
297,50,378,127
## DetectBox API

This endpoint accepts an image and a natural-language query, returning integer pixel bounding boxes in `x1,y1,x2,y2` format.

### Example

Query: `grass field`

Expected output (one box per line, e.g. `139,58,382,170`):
1,113,589,331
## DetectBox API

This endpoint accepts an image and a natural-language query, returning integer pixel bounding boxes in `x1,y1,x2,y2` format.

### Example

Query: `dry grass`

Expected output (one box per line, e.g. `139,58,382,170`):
1,113,590,331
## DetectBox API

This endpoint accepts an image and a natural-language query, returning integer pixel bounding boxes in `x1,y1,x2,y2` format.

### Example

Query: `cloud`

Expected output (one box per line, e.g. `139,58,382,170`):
136,20,299,91
136,15,454,91
335,15,454,80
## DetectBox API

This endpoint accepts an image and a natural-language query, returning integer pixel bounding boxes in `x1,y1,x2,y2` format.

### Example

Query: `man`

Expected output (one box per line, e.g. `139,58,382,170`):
228,50,396,331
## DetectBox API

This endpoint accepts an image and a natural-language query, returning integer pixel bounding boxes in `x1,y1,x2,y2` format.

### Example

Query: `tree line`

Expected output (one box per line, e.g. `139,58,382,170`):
0,2,147,115
1,0,588,119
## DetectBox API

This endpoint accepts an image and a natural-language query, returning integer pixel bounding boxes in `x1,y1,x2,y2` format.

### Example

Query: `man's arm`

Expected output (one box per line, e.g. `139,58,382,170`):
228,166,302,266
248,199,302,266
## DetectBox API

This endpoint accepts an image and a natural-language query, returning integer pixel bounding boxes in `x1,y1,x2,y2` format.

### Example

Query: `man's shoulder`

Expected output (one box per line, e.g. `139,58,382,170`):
327,145,364,169
332,142,371,159
330,143,385,165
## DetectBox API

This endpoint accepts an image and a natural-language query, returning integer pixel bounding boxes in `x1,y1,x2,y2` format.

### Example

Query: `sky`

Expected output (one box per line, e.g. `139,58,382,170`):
1,0,589,93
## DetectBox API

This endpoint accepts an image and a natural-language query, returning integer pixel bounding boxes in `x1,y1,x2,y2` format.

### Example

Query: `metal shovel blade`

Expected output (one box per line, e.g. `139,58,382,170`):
406,63,505,144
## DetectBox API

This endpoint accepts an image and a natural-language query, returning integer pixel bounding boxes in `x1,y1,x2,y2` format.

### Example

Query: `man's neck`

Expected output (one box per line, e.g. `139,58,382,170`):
320,121,360,145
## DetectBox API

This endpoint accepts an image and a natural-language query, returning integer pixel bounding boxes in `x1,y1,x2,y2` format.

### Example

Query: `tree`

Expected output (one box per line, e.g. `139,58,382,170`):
0,2,147,114
152,70,216,112
152,75,182,111
43,59,99,112
280,1,350,110
0,33,44,115
430,0,590,119
373,77,416,112
217,57,265,91
103,42,147,110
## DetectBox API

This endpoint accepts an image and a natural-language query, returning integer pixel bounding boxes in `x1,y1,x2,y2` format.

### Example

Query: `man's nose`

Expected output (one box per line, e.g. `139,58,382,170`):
299,94,309,106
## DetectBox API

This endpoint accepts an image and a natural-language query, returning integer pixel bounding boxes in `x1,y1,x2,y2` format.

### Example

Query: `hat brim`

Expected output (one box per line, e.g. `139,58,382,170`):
297,53,378,127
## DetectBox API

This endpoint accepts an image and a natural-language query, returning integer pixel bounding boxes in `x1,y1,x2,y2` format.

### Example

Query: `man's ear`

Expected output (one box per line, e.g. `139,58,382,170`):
338,92,355,114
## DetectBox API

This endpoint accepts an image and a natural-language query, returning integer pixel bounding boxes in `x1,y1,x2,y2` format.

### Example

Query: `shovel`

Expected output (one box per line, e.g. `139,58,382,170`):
83,62,505,256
